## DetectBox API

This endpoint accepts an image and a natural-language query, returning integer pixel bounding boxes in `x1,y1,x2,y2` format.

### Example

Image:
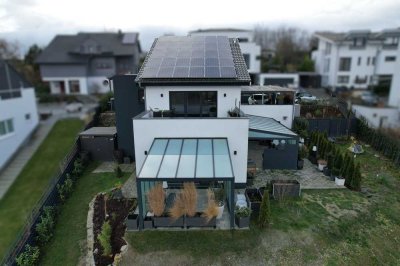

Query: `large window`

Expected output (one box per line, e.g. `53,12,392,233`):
385,56,396,62
241,91,294,105
338,57,351,71
69,80,80,93
170,91,217,117
0,119,14,136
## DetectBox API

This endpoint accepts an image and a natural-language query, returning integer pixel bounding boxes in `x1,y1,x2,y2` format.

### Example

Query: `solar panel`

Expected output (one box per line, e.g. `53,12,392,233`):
142,36,237,79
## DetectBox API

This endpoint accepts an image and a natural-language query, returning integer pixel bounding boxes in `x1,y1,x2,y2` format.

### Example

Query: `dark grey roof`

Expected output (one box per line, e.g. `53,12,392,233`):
36,32,140,64
136,36,251,86
189,28,251,34
247,115,297,137
315,31,383,42
0,60,31,91
241,85,295,92
79,127,116,136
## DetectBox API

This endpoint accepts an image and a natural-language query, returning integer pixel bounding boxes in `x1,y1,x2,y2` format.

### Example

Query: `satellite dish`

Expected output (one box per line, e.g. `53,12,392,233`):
103,79,109,86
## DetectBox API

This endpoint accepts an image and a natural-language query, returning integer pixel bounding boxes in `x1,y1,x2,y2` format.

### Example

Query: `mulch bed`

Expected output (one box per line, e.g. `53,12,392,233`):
92,192,136,266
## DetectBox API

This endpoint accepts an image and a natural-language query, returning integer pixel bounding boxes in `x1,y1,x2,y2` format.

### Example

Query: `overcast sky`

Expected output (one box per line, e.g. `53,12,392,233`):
1,0,400,54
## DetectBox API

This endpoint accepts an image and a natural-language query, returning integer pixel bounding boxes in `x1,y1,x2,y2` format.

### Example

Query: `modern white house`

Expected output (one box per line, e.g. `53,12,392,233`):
36,31,141,95
0,60,39,171
189,29,261,81
312,28,400,128
128,35,297,229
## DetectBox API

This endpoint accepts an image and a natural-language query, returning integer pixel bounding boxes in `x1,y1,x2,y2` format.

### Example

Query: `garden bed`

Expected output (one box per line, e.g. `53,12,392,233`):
92,193,135,266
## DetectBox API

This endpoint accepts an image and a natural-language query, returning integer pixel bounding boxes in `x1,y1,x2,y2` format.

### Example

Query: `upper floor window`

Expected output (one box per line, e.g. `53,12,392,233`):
96,62,112,69
0,119,14,136
351,37,366,48
383,37,399,48
385,56,396,62
355,75,368,84
372,57,376,65
238,38,249,42
338,57,351,71
243,53,250,69
367,57,370,65
325,43,332,55
357,57,361,66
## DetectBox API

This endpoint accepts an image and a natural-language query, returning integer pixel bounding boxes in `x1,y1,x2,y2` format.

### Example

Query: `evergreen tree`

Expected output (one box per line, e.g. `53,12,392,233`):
344,159,355,188
332,151,343,176
351,163,362,191
258,191,271,229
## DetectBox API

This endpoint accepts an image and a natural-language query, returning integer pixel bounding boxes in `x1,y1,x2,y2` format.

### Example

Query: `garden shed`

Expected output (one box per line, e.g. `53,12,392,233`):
79,127,117,161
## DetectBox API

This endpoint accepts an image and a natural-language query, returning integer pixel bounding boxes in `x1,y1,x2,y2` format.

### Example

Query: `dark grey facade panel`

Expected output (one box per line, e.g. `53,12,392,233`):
263,144,298,170
113,74,145,160
40,64,87,78
264,78,294,86
80,135,116,161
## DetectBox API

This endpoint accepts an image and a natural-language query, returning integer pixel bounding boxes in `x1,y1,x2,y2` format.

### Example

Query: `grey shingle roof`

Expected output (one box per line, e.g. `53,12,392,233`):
136,37,251,86
36,32,140,64
0,60,31,91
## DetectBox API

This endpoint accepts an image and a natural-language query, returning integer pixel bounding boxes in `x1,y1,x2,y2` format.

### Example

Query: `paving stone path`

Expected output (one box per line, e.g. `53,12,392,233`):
251,159,345,189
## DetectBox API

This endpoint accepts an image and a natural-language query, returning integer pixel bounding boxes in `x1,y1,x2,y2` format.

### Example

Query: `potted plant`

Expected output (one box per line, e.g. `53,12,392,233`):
317,159,327,171
213,185,225,219
143,213,154,229
245,188,262,218
235,206,251,228
332,153,345,185
200,189,218,228
297,145,308,170
126,209,139,230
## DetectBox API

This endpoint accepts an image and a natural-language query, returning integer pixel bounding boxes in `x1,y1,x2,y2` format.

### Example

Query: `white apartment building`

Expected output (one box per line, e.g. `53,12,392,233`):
189,29,261,80
312,29,400,107
0,60,39,171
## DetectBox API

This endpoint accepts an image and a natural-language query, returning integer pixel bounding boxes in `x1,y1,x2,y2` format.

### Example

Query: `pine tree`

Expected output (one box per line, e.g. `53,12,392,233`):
258,191,271,229
344,159,355,188
351,163,362,191
332,151,343,176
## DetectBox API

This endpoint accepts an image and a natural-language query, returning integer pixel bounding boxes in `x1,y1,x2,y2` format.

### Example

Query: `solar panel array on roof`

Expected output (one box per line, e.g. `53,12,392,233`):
141,36,237,79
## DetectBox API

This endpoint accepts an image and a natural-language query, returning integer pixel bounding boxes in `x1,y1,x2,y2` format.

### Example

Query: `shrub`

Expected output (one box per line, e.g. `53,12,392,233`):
35,206,56,245
72,158,84,177
98,221,112,256
350,163,362,191
15,245,40,266
57,175,74,203
147,183,165,217
202,189,219,222
332,151,343,176
327,152,335,169
298,145,308,159
293,117,309,138
99,92,113,112
181,182,197,217
114,164,123,178
235,206,251,217
258,191,271,228
169,192,185,220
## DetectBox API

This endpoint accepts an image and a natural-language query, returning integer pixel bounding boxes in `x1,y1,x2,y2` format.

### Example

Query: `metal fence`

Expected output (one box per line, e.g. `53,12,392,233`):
1,108,100,265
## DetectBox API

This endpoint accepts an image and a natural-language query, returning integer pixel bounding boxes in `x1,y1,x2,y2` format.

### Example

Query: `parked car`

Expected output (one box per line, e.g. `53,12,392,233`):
360,91,378,105
295,92,317,103
65,102,83,113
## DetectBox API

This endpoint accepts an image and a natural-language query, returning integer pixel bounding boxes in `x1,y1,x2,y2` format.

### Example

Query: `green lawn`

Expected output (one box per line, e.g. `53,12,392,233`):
40,166,129,266
0,119,83,258
126,141,400,265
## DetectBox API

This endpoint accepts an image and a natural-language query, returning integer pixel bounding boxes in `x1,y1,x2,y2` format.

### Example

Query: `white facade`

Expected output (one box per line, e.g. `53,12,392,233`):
312,29,400,109
145,86,241,118
352,104,400,128
45,77,89,95
133,117,249,184
258,73,299,88
240,105,294,128
0,88,39,170
189,30,261,74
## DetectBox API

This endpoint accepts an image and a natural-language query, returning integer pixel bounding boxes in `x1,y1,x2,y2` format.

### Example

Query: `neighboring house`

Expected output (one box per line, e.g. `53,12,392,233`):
189,28,261,82
124,35,297,229
0,60,39,171
36,31,141,95
312,29,400,128
258,73,299,89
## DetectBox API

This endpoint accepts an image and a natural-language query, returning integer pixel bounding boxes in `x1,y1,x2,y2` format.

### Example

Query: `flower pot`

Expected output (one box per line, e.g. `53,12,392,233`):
329,174,335,181
153,216,184,228
186,213,216,228
317,160,327,171
143,217,153,229
335,176,345,186
323,167,331,177
126,214,138,231
216,204,225,219
297,159,304,170
235,215,250,228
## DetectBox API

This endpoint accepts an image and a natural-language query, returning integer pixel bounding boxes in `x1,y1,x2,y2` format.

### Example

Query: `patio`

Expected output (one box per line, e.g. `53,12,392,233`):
250,159,346,189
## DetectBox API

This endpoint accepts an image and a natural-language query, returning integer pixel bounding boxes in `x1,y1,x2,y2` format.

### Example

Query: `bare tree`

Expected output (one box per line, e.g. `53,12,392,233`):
0,39,20,60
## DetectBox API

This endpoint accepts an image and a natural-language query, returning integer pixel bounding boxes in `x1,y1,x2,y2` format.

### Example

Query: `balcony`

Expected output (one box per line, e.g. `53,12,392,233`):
136,109,243,120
